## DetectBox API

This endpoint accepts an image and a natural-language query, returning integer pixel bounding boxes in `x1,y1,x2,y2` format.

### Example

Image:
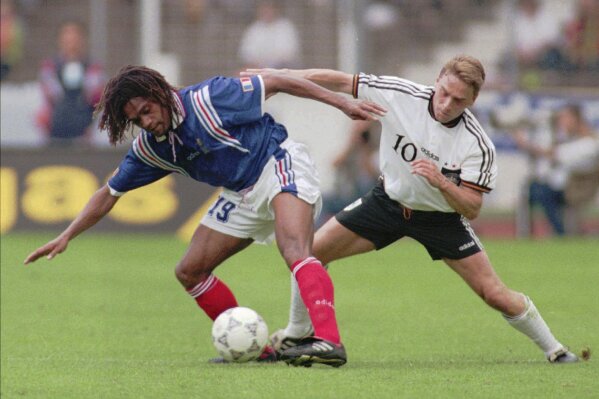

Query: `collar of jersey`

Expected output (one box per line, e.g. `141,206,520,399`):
155,91,186,143
428,92,463,128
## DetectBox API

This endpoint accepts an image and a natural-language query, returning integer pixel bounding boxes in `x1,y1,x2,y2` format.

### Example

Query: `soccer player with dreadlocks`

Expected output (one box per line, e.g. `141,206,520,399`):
24,65,386,367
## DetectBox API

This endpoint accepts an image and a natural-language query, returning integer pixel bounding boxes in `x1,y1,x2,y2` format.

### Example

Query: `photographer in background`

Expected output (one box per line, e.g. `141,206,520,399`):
0,0,23,81
238,1,300,69
319,120,380,226
512,104,599,235
36,21,105,146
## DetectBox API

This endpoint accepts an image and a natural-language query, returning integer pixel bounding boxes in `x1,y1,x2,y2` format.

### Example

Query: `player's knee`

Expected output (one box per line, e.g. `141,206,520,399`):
278,243,311,269
480,284,510,312
174,260,212,288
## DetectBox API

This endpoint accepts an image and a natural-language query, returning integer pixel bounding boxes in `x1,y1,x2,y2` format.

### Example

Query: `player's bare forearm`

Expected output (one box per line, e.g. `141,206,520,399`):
62,185,118,239
437,180,483,220
298,69,355,94
24,185,119,264
411,159,482,219
244,68,355,95
262,74,385,121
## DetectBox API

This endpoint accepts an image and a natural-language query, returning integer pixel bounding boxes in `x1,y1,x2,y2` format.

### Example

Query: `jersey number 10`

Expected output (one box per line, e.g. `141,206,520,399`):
393,134,417,162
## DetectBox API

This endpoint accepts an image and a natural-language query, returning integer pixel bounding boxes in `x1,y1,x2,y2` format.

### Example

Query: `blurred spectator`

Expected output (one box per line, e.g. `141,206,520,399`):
0,0,24,81
238,1,300,69
319,120,380,226
364,2,399,32
36,21,105,146
512,104,599,235
184,0,207,24
563,0,599,71
511,0,562,70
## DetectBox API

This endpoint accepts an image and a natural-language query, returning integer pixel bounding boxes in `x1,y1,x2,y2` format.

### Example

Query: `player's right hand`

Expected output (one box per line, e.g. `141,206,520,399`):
24,236,69,265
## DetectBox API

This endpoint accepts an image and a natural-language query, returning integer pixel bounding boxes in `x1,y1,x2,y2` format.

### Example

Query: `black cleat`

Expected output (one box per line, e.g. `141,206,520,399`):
279,337,347,368
548,347,579,364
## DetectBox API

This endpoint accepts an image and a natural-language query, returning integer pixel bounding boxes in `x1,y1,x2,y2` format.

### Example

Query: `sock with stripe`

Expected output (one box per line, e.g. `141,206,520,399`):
186,274,238,321
291,257,340,344
503,295,563,356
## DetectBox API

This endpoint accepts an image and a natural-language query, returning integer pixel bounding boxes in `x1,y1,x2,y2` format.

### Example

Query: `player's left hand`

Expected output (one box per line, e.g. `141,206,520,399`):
341,98,387,121
411,159,448,189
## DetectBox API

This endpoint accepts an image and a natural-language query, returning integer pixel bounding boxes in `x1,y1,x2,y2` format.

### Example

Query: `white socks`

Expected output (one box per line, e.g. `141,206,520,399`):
504,295,563,356
285,278,564,356
283,274,313,338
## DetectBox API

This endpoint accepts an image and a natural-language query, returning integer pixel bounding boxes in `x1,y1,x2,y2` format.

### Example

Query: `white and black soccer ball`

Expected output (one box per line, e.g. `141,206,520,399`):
211,307,268,362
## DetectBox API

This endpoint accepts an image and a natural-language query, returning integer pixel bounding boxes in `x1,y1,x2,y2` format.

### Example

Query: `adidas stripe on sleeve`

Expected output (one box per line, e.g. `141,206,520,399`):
353,73,434,103
107,134,173,196
460,111,497,193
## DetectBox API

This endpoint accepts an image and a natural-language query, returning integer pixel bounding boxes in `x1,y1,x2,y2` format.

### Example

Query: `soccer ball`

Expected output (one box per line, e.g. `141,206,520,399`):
211,307,269,362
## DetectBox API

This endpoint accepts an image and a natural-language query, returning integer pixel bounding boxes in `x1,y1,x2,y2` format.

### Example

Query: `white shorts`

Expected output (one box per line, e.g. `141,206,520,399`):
201,139,322,243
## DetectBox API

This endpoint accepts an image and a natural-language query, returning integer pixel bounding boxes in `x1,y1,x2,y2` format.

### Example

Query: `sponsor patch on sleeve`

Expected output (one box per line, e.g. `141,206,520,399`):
240,77,254,92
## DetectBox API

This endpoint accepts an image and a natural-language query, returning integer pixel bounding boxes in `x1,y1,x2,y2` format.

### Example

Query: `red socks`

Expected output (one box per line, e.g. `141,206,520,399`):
187,259,342,346
291,257,340,344
187,275,238,320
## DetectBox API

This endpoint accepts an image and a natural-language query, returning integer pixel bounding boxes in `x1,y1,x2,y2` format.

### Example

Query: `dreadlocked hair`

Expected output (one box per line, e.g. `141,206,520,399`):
95,65,179,145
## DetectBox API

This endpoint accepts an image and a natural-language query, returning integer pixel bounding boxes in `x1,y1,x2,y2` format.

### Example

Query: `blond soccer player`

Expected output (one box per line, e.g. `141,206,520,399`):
245,56,579,364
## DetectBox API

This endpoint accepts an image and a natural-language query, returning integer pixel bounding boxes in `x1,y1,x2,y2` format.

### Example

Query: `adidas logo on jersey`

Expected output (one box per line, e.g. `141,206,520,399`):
420,146,439,161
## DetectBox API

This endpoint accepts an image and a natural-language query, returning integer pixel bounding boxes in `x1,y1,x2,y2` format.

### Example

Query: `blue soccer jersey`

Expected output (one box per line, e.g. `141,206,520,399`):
108,75,289,195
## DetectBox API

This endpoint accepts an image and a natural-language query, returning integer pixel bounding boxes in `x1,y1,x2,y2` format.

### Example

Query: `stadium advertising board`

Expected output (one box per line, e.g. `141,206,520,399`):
1,148,217,238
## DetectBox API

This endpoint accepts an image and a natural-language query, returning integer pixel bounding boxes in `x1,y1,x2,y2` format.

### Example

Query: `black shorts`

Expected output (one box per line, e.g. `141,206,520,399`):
335,181,483,260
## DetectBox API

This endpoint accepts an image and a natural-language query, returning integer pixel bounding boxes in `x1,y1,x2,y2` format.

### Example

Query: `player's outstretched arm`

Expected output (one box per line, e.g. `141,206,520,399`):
243,68,355,95
24,185,119,264
260,73,386,121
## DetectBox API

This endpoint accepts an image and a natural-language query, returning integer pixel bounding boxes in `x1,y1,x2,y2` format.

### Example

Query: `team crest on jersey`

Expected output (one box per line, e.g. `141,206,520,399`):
441,167,462,186
240,77,254,92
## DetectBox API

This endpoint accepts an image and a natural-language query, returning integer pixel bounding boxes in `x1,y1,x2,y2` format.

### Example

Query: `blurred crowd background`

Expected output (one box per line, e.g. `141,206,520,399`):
3,0,599,87
1,0,598,237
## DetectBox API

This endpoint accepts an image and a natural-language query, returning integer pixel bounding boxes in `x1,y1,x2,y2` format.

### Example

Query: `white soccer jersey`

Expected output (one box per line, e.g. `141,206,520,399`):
353,73,497,212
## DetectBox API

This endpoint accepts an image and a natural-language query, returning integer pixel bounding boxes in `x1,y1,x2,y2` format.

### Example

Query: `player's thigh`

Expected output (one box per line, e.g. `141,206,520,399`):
272,192,315,265
314,217,376,265
176,223,253,282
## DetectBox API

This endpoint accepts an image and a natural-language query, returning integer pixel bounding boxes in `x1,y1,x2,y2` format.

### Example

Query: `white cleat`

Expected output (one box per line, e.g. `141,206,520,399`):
548,347,579,364
269,327,314,354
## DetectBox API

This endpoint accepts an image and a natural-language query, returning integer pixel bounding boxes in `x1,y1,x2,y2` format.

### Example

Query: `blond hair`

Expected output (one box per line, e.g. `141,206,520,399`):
439,55,485,98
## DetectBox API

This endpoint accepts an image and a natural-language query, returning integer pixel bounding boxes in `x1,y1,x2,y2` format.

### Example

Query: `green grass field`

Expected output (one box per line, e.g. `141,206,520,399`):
1,233,598,398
